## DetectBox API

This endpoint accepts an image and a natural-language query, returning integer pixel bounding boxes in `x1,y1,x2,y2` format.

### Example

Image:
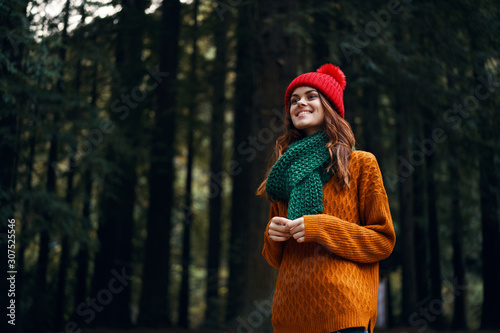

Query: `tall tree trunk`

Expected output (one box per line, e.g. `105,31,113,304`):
0,1,27,331
474,61,500,330
179,125,194,327
18,108,36,326
478,139,500,330
449,141,467,330
393,16,418,322
71,5,94,312
226,5,254,321
178,0,200,328
0,93,19,331
74,167,92,302
423,108,443,328
91,0,148,327
55,155,75,328
395,90,418,323
32,110,59,330
204,6,228,328
137,0,180,327
74,58,97,313
226,0,298,327
54,1,76,326
33,21,69,322
412,132,429,305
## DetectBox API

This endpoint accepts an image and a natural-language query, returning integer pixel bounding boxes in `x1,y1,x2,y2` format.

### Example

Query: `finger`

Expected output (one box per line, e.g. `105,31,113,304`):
269,222,287,233
296,236,305,243
270,235,290,242
268,229,291,237
289,223,305,235
287,217,304,232
292,230,305,240
271,216,290,225
286,217,304,230
268,227,290,235
285,219,301,231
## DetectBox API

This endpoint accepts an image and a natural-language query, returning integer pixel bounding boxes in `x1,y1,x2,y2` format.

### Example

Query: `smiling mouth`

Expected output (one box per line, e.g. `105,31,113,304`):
297,111,312,116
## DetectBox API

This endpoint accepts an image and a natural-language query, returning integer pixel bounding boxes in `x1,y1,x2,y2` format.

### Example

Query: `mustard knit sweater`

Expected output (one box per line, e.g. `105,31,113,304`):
262,150,396,333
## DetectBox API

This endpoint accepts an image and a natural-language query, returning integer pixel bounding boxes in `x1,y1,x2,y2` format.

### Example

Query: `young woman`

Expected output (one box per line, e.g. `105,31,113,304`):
259,64,396,333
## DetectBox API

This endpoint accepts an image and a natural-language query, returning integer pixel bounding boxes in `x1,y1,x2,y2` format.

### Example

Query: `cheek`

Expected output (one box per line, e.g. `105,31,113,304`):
312,115,324,127
314,108,325,122
309,112,324,128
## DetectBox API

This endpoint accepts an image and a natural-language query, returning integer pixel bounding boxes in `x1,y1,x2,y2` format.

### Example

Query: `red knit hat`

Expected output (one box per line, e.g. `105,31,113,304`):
284,64,346,118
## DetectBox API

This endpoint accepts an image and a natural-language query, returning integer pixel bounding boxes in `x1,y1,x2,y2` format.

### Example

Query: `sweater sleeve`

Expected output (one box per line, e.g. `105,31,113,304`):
262,201,286,269
303,153,396,264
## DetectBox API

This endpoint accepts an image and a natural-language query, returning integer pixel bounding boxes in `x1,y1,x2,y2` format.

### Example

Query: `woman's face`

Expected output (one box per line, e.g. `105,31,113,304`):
289,86,325,136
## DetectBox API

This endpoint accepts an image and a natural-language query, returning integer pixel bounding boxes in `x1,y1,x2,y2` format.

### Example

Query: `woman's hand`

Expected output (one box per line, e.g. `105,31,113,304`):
268,217,292,242
268,216,305,243
286,217,305,243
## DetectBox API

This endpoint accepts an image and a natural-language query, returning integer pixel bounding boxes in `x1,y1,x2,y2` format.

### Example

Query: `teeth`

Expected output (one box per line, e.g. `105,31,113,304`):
298,111,311,116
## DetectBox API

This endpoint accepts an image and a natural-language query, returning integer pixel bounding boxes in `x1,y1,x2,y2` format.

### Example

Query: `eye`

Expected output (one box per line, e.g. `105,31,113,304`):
308,94,317,99
291,99,298,104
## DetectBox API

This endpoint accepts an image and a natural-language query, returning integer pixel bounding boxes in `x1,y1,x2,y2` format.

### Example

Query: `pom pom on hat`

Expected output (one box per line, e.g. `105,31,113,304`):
284,63,347,118
317,64,346,91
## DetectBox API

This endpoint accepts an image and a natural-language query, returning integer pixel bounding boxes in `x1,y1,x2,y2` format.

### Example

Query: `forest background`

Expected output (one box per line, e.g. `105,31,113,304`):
1,0,500,332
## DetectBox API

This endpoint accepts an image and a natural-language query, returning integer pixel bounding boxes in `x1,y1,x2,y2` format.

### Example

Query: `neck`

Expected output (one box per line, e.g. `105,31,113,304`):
304,128,321,136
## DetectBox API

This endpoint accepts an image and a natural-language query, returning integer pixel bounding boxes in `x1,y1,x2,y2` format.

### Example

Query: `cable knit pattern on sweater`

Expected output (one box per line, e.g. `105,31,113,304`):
262,150,396,333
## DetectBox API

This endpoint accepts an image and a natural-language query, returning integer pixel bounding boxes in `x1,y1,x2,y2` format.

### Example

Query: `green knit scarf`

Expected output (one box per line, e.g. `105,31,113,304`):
265,131,334,220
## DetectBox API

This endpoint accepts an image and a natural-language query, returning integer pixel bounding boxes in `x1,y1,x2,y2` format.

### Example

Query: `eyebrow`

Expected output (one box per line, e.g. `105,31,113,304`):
291,89,318,97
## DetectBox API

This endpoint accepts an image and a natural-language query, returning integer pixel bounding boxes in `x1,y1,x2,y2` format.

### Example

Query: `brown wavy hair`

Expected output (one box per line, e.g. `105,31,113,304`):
256,93,355,196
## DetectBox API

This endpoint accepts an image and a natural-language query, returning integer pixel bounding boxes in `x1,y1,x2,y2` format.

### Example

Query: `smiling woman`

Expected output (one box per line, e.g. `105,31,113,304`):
257,64,396,333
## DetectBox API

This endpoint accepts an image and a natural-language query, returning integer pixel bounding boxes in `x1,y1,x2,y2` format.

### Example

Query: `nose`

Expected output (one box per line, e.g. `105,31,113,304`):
297,97,307,105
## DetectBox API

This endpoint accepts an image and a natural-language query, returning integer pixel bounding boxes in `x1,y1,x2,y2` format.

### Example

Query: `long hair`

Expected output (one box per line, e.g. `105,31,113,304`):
256,93,355,196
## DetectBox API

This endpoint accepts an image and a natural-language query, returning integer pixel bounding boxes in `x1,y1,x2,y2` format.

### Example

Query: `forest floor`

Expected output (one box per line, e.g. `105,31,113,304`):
80,328,500,333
